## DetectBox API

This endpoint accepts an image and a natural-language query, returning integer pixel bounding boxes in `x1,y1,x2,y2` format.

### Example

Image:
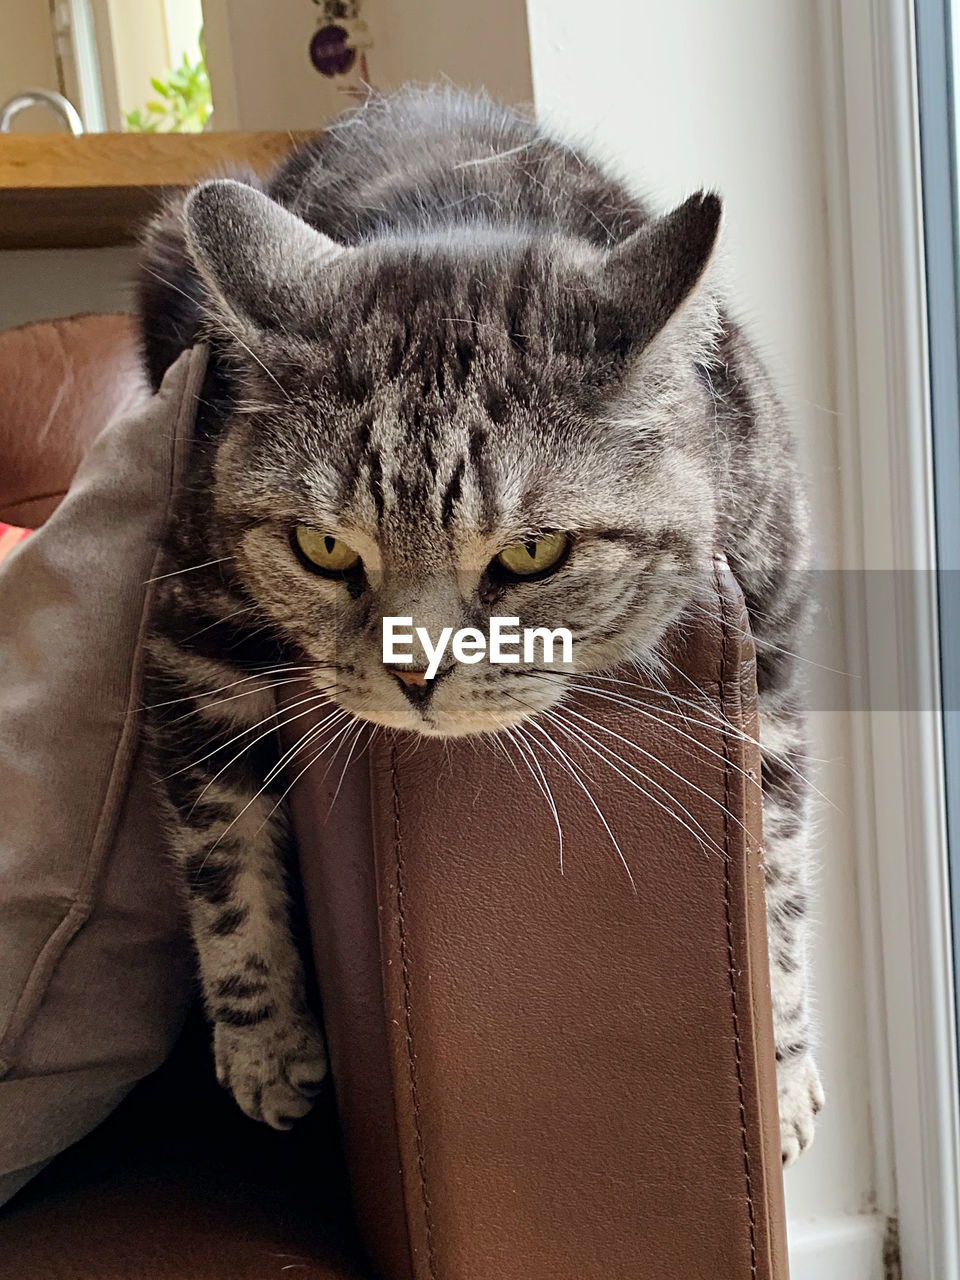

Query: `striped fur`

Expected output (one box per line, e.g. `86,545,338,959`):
141,87,820,1159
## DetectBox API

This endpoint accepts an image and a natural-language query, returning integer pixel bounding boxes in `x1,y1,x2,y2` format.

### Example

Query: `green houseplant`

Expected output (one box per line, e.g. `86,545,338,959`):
124,50,212,134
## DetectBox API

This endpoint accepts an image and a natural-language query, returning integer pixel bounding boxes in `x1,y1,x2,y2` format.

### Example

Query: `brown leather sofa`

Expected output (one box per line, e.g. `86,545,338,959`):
0,316,789,1279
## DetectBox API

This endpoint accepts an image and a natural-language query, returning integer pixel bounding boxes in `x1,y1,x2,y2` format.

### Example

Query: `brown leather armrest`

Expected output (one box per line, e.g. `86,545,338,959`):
0,314,145,528
286,557,788,1280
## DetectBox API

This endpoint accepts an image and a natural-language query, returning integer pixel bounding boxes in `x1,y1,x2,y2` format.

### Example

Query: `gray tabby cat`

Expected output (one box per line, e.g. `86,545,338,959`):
139,87,822,1164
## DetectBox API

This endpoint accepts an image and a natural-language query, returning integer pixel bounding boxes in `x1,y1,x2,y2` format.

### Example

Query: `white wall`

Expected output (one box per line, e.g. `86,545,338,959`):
0,1,62,133
525,0,884,1272
202,0,531,130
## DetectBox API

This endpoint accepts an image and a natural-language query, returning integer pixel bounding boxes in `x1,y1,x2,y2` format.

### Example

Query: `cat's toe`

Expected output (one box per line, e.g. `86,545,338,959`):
214,1017,328,1129
778,1052,823,1167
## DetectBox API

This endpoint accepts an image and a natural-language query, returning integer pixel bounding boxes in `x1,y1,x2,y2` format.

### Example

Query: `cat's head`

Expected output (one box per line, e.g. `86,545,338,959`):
183,179,722,736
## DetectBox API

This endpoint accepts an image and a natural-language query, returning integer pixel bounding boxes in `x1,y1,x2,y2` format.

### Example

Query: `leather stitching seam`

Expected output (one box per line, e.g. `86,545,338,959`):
390,746,439,1279
716,568,759,1278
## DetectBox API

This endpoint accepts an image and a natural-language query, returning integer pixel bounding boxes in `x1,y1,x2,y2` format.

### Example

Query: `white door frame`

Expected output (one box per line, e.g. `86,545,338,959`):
819,1,960,1275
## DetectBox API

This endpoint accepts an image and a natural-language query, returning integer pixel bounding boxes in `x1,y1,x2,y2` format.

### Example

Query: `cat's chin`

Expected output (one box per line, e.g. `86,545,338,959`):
338,701,542,740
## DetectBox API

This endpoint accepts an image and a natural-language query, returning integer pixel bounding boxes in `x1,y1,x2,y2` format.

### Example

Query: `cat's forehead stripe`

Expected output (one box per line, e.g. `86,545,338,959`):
440,458,465,528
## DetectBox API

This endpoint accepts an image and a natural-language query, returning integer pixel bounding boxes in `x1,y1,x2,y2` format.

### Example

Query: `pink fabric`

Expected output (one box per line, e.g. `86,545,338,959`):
0,524,30,566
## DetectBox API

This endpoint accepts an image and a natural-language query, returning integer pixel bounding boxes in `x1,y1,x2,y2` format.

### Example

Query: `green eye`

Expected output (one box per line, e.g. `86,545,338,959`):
293,526,361,575
495,532,570,579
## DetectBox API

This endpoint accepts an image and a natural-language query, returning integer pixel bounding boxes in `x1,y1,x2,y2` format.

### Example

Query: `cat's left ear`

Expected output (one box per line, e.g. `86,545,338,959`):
183,178,349,332
601,191,722,352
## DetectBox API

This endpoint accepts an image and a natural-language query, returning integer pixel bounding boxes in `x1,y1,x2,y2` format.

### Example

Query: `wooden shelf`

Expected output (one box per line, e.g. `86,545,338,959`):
0,131,308,250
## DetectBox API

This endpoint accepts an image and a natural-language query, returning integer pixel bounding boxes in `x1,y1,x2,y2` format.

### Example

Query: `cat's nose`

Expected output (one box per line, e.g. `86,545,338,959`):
386,665,450,708
392,668,429,688
386,666,434,708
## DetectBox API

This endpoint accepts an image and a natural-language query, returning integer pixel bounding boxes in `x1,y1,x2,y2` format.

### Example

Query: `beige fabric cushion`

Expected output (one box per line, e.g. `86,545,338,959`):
0,347,207,1206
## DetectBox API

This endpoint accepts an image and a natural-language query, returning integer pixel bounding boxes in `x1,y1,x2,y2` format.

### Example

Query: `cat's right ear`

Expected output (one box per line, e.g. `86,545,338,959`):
182,179,348,333
601,191,722,354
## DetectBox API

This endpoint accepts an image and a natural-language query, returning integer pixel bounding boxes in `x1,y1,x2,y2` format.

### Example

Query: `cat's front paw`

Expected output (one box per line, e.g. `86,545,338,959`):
778,1051,824,1166
214,1014,328,1130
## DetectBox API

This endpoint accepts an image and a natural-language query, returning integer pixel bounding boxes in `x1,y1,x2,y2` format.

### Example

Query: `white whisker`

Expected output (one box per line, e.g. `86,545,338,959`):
182,696,342,816
141,265,293,403
144,556,235,584
543,707,729,857
564,683,766,792
518,715,637,893
166,677,324,724
452,140,539,169
200,708,351,863
538,710,724,861
137,664,319,712
503,725,565,874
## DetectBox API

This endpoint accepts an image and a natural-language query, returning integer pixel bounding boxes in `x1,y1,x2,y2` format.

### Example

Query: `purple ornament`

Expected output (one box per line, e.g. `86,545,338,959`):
309,24,356,77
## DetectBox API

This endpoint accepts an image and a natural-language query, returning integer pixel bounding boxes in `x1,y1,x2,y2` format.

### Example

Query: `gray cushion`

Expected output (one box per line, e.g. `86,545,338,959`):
0,347,207,1206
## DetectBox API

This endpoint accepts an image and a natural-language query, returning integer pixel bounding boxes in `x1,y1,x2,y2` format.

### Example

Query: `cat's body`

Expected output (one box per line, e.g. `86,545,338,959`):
140,87,821,1162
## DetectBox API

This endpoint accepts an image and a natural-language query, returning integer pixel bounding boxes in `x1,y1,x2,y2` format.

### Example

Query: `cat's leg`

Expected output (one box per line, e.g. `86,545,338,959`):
145,645,327,1128
758,693,824,1165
